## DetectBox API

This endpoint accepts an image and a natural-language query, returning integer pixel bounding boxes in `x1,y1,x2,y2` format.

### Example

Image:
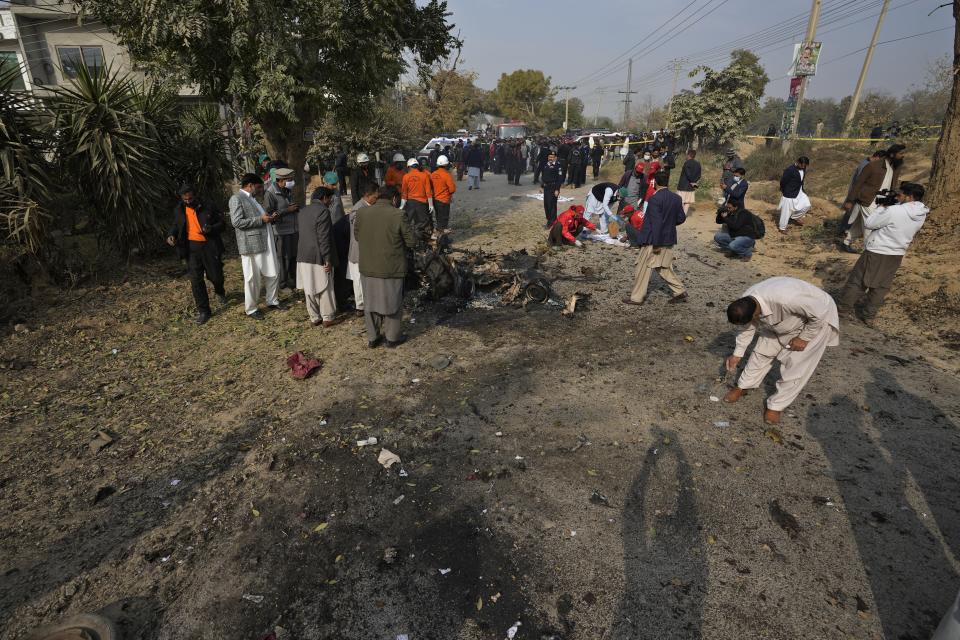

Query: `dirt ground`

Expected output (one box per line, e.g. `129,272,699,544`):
2,165,959,640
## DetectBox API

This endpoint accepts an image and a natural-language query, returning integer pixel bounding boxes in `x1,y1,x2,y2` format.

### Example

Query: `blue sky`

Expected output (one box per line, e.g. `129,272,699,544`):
435,0,953,118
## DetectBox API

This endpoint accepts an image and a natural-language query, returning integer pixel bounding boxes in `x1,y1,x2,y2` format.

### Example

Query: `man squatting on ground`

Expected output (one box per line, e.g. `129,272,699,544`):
723,277,840,425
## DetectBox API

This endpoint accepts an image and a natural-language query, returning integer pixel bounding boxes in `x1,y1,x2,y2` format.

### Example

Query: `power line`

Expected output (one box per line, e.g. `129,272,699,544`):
577,0,929,103
573,0,893,96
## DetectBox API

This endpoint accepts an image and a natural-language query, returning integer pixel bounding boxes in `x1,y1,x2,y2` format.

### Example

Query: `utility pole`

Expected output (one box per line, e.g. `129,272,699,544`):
594,88,608,126
556,85,576,131
618,58,637,128
785,0,822,153
665,58,684,130
843,0,890,135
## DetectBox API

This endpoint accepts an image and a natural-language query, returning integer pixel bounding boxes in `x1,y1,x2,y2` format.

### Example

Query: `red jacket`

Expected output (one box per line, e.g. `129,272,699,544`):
623,204,645,230
635,160,661,201
555,205,596,243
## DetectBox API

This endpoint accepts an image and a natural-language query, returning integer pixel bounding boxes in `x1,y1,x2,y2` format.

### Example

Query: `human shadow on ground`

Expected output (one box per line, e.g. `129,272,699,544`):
610,427,706,640
807,367,960,639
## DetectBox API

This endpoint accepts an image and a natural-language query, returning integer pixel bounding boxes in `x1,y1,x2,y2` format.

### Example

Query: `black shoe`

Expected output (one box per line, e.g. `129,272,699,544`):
216,294,228,305
195,311,211,325
384,336,407,348
368,336,384,349
840,244,861,254
248,310,265,320
668,292,689,304
268,301,289,311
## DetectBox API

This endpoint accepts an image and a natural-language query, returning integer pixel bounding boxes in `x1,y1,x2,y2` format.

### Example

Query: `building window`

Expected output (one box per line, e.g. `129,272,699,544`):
56,46,104,79
0,52,26,90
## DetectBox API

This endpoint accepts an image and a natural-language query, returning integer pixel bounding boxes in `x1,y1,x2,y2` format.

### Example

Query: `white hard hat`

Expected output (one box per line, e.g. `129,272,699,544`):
437,155,450,167
392,153,405,163
407,157,419,167
356,153,370,163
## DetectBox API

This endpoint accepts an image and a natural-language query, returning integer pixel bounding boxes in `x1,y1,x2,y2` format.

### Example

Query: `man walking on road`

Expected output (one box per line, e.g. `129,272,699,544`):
590,141,604,179
622,172,688,306
836,182,928,324
541,150,563,229
722,277,840,425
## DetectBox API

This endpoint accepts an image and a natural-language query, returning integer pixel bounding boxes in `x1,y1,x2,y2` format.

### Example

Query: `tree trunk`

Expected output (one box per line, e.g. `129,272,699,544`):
927,1,960,212
260,118,311,205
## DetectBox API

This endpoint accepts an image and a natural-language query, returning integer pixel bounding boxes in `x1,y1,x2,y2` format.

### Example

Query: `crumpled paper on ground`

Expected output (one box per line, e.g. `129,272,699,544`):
287,352,322,379
378,448,401,469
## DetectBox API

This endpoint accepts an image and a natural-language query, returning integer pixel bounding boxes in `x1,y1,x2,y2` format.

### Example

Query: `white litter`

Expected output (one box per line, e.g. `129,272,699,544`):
713,421,730,428
412,378,421,383
439,568,452,575
506,621,522,638
378,448,402,469
357,437,378,447
393,495,405,506
399,469,409,477
495,431,503,437
170,479,181,486
241,594,264,604
526,193,574,203
709,396,720,402
582,231,629,247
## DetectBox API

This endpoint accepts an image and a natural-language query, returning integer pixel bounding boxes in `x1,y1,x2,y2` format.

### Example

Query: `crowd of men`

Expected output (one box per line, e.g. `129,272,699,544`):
166,129,928,424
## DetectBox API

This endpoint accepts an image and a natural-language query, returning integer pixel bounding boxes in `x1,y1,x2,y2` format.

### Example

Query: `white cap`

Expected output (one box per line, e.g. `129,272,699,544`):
407,157,420,167
356,153,370,163
436,155,450,167
392,153,405,163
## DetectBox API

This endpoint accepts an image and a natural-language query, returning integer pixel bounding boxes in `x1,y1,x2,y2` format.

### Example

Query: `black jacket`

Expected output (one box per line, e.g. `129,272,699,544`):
351,167,379,205
716,207,756,239
541,161,563,188
779,165,805,199
168,198,225,259
677,159,701,191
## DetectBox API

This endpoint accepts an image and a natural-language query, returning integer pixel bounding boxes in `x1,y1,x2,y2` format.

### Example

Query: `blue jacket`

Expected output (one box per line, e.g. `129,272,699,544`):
723,178,749,202
637,188,686,246
780,165,805,198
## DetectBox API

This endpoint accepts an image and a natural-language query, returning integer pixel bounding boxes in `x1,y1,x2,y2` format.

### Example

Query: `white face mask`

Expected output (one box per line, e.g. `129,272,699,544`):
285,180,295,188
644,155,652,161
733,176,742,183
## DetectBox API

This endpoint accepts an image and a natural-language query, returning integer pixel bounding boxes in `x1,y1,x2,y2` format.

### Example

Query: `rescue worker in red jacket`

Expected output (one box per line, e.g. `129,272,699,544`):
548,204,596,247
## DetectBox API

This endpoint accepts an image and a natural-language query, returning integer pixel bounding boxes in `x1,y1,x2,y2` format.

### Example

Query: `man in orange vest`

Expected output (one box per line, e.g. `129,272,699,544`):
385,153,407,190
430,155,457,235
166,184,227,324
400,157,434,242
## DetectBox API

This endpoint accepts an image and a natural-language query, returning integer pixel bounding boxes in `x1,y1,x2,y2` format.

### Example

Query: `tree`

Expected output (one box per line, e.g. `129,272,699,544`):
542,96,584,132
495,69,554,128
670,50,768,148
928,3,960,211
403,50,484,136
80,0,458,200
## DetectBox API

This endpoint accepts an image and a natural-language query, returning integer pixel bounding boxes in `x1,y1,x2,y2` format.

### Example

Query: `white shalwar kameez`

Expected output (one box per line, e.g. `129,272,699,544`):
777,169,812,230
733,277,840,411
585,186,615,234
238,191,281,315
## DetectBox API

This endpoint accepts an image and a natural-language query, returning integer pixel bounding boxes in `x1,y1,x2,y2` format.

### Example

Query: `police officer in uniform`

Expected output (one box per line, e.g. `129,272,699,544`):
541,150,563,228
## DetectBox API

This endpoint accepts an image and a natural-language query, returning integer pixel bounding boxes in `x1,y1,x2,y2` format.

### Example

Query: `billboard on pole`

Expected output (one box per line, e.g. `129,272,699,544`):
789,42,822,77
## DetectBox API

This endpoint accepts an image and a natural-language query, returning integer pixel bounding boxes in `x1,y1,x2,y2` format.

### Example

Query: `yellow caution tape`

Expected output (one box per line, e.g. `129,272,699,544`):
746,135,940,142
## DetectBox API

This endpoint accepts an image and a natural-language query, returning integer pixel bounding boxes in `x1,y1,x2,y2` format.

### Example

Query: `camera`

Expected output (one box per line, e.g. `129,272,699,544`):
875,189,899,207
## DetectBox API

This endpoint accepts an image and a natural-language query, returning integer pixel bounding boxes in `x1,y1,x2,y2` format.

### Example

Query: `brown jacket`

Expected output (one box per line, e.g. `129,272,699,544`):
846,159,901,206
